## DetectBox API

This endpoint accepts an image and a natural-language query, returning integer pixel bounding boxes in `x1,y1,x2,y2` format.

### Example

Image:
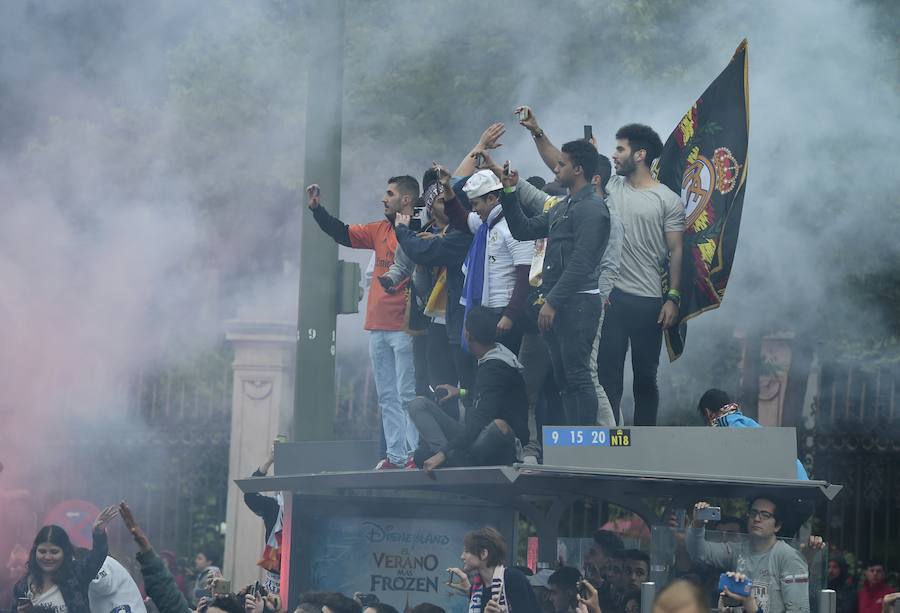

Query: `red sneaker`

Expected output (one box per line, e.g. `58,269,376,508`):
404,457,417,470
374,459,401,470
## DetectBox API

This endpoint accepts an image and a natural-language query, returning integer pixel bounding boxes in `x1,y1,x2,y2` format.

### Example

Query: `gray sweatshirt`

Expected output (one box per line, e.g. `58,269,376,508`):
686,527,810,613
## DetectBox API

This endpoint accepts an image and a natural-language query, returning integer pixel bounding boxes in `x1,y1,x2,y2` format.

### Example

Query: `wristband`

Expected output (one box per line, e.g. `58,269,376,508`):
665,290,681,308
531,129,544,139
503,186,516,194
459,388,468,398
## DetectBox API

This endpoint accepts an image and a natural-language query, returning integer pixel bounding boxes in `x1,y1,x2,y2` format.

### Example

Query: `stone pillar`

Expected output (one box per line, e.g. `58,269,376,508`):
223,320,295,586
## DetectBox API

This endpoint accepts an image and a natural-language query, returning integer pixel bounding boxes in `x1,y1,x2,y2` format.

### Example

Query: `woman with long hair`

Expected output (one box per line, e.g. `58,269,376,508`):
11,505,119,613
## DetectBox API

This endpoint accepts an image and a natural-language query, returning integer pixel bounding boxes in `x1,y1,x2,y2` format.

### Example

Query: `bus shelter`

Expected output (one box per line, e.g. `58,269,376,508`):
236,427,841,613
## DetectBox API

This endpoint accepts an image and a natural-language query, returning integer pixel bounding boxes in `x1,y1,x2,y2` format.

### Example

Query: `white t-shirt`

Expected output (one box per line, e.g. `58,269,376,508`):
31,584,67,613
605,175,685,298
462,206,534,309
89,557,148,613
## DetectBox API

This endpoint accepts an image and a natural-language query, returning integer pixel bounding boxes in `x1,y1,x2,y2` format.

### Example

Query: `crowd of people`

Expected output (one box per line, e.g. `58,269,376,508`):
3,504,896,613
307,107,685,469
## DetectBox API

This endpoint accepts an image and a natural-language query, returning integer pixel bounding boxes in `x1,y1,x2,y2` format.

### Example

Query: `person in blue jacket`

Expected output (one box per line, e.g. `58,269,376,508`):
697,388,809,480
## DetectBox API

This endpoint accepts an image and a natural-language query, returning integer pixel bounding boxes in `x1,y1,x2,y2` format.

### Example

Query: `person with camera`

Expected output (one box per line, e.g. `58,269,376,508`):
685,499,811,613
12,505,119,613
306,178,421,470
408,305,529,472
546,567,580,613
438,164,534,356
497,145,611,427
390,174,475,415
458,528,539,613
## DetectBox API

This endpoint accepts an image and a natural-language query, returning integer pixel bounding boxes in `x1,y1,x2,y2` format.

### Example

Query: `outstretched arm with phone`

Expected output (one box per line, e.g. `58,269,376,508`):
514,106,564,173
685,502,734,569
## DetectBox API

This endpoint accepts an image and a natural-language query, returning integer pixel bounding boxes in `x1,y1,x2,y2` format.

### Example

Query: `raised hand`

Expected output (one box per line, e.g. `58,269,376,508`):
446,567,471,593
577,580,601,613
93,504,120,533
395,213,411,227
514,106,540,134
478,123,505,150
432,162,452,186
501,161,518,188
305,184,321,209
119,502,152,552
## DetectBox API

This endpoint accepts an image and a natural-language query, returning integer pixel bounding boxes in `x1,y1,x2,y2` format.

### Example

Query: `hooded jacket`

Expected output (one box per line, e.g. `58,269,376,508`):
441,343,529,457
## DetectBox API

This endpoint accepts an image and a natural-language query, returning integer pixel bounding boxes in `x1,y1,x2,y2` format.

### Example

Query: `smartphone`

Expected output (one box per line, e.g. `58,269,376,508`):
17,598,31,608
212,579,231,595
252,582,261,598
577,581,589,600
474,152,485,168
696,506,722,521
584,125,593,141
435,387,449,402
675,508,687,530
718,573,752,597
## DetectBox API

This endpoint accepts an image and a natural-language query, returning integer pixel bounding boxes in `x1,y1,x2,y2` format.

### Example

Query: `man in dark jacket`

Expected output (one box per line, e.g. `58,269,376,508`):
409,305,529,472
499,141,610,426
393,198,474,409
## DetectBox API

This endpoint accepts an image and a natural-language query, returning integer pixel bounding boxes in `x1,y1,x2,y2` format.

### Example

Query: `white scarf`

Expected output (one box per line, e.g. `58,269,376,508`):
468,565,508,613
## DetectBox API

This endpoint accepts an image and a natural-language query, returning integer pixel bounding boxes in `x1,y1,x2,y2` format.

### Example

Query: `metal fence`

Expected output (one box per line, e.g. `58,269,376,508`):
803,362,900,571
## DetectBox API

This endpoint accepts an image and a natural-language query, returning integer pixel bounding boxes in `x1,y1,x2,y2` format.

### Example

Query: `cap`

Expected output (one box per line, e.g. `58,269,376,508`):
463,169,503,200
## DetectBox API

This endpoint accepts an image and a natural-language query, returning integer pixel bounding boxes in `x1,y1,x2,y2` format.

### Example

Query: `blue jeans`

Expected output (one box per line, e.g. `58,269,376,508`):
369,330,419,464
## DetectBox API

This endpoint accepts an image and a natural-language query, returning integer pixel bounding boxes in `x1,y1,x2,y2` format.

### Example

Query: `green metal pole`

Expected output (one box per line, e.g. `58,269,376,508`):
293,0,345,442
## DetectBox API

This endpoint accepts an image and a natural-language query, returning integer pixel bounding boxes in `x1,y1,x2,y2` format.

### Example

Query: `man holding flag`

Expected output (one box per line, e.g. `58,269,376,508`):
595,125,685,426
655,40,750,361
597,40,750,425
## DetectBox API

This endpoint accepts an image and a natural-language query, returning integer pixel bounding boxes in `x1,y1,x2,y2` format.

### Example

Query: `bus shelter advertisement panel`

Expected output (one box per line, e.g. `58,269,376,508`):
305,514,492,613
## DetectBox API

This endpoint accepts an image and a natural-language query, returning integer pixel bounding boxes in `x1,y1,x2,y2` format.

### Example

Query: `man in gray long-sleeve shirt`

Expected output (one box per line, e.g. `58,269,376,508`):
686,499,810,613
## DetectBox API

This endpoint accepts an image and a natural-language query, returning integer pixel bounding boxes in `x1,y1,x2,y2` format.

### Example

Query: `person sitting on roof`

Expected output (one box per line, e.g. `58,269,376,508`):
696,388,809,480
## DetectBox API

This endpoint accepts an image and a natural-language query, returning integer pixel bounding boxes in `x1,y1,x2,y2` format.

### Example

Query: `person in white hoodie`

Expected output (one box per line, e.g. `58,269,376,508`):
89,556,146,613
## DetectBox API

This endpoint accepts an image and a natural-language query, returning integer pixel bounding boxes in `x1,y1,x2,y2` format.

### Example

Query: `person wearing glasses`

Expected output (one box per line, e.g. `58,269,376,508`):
686,499,810,613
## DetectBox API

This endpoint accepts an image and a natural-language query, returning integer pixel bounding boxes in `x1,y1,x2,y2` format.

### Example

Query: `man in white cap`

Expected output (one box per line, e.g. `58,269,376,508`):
443,169,535,355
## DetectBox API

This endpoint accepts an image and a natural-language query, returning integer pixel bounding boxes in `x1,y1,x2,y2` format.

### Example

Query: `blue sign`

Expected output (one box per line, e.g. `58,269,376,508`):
543,428,632,447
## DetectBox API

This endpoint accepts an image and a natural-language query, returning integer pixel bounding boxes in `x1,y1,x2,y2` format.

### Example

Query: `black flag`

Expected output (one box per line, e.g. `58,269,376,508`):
655,40,750,360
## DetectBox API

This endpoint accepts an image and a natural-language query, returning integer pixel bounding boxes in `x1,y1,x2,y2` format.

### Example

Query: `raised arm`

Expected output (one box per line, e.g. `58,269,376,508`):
395,215,470,267
498,164,550,241
684,502,734,569
74,505,116,585
515,106,563,173
453,123,505,177
306,184,353,247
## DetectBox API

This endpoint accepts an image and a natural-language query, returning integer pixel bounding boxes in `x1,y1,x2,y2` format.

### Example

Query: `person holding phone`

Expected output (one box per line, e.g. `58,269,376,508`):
497,143,611,427
306,176,423,470
11,506,120,613
460,528,539,613
686,499,811,613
